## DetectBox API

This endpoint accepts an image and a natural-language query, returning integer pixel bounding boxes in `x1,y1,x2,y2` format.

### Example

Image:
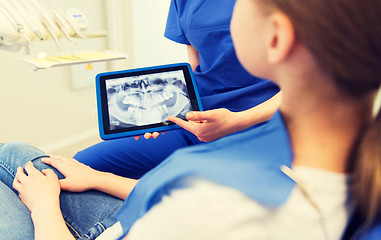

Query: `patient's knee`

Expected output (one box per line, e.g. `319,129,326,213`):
0,141,48,168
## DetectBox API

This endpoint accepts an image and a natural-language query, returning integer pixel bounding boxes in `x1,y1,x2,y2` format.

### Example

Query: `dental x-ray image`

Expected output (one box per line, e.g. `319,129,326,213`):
106,70,192,130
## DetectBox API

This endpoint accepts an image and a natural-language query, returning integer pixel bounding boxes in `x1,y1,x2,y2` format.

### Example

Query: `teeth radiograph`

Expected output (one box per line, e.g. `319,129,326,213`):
106,71,191,128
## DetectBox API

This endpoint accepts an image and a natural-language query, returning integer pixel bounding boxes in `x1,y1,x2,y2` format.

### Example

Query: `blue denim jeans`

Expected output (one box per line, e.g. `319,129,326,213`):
0,142,124,240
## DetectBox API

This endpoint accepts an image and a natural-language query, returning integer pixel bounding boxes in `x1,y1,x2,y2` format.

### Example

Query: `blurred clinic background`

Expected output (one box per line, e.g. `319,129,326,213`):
0,0,187,156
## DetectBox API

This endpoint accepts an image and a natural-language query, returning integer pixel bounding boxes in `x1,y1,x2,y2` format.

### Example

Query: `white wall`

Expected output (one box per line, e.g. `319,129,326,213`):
0,0,108,151
131,0,188,67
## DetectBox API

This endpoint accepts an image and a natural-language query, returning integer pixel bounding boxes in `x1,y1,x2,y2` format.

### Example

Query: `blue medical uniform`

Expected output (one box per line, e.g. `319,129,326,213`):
74,0,279,179
164,0,278,111
116,111,294,237
361,225,381,239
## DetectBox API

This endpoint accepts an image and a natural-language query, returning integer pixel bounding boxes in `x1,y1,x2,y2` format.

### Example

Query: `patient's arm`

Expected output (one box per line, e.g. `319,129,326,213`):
31,203,75,240
13,162,75,240
42,156,138,200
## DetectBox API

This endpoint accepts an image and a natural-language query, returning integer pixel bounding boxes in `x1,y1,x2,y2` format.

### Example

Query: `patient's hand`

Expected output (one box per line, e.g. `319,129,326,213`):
42,156,138,200
13,161,61,213
42,155,99,192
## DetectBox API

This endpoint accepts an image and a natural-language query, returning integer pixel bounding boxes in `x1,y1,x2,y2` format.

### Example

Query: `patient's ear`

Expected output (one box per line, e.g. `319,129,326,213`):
266,11,295,64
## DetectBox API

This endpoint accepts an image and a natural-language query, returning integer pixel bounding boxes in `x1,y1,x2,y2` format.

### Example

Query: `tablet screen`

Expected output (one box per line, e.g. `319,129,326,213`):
96,63,203,140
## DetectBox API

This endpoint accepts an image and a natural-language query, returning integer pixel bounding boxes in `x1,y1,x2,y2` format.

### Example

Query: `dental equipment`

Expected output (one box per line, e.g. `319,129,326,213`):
12,0,44,40
18,0,50,39
0,0,32,45
29,0,63,51
40,15,61,51
22,50,128,70
52,9,75,43
48,0,86,39
0,0,127,70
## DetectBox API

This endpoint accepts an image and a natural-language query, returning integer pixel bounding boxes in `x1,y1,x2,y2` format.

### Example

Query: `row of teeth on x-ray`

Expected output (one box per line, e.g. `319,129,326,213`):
122,90,175,107
108,78,190,126
115,104,170,125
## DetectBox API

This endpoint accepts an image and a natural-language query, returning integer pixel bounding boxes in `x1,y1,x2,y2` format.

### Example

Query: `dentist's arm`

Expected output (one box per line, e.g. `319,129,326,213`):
42,156,138,200
186,44,200,71
168,92,281,142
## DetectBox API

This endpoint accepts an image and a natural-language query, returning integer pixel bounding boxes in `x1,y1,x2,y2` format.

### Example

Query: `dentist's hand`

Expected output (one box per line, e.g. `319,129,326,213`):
134,131,166,140
13,161,60,213
168,108,240,142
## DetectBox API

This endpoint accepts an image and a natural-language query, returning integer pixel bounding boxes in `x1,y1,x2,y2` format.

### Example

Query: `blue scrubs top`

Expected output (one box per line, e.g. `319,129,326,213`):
362,226,381,239
164,0,279,111
116,111,295,237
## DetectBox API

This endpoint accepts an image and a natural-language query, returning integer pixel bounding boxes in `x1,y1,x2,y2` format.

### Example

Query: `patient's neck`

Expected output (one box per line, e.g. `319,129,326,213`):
279,72,371,173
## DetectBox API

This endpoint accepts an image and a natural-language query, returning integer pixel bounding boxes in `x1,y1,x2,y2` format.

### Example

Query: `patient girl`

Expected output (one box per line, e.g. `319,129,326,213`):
0,0,380,239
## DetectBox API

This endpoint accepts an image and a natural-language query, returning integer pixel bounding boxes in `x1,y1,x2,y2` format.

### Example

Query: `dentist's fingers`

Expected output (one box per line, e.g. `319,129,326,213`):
184,111,210,122
152,132,160,139
167,116,198,133
144,133,152,139
144,132,163,139
186,110,220,122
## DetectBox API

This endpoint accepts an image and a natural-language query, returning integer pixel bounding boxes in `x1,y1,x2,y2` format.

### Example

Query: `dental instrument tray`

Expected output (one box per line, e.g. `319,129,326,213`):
96,63,203,140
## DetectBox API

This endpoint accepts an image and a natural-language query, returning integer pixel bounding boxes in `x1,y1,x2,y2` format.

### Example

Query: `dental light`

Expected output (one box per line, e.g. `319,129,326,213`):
0,0,127,70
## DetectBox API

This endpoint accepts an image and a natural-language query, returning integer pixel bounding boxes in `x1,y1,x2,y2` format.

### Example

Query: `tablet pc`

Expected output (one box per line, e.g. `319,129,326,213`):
96,63,203,140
